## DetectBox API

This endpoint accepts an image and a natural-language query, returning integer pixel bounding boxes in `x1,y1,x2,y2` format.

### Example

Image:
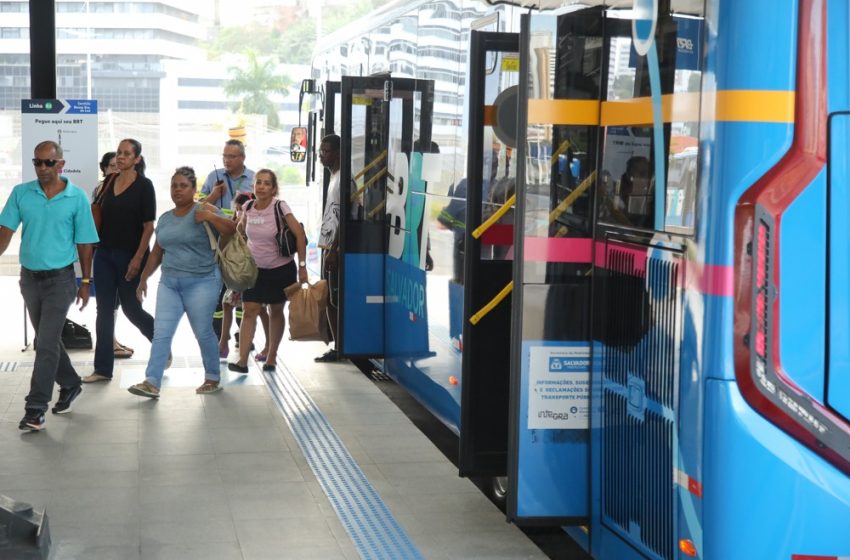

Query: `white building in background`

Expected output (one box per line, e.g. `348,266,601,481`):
0,1,208,189
0,0,306,197
216,0,297,26
159,59,308,177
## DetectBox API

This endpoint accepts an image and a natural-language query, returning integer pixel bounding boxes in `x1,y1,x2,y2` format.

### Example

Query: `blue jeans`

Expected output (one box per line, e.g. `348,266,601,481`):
20,265,79,412
145,269,222,388
94,247,154,376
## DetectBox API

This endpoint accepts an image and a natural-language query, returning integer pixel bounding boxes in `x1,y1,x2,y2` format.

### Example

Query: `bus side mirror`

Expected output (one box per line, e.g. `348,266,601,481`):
290,127,308,163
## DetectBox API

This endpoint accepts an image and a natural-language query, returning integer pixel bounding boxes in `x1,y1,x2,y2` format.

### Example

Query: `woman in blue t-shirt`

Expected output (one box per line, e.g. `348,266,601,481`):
127,166,236,398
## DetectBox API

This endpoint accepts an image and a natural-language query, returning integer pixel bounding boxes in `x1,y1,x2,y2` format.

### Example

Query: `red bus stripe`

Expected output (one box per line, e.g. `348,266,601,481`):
480,224,514,246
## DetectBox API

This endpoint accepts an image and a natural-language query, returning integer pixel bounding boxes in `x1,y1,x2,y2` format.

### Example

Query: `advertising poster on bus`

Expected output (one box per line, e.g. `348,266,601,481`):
527,343,590,430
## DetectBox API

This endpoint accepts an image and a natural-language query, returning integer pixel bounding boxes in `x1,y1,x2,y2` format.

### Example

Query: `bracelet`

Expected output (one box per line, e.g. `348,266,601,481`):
81,278,91,285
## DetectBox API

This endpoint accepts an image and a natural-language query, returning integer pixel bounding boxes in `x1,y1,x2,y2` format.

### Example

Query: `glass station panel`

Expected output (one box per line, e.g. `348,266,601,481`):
480,50,520,262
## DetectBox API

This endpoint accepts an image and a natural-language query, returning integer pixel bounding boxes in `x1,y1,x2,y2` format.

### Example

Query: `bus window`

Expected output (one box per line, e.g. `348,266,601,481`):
597,4,704,234
522,7,602,285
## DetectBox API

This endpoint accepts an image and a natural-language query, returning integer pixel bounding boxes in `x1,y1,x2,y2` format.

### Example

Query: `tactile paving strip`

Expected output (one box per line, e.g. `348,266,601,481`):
263,358,425,560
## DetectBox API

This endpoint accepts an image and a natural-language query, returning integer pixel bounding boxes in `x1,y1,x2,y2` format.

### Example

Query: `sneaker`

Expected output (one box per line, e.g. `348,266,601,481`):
128,381,160,399
227,362,249,374
314,350,339,363
19,410,45,431
196,381,223,394
52,384,82,414
82,373,111,383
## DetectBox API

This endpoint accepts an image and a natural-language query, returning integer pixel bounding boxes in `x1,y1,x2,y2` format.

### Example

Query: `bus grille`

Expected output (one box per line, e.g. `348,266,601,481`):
599,246,681,560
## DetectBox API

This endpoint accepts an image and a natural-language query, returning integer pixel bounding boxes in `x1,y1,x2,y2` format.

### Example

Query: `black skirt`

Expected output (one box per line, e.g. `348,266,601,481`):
242,261,297,304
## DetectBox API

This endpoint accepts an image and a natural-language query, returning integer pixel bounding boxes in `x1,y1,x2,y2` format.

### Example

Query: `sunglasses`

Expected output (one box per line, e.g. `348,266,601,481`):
32,158,60,168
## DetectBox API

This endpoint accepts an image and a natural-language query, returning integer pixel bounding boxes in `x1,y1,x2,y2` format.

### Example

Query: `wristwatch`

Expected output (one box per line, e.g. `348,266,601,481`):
299,261,306,268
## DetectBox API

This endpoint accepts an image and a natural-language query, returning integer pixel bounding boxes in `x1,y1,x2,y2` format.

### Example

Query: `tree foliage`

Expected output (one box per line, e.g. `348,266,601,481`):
223,51,291,129
203,0,391,65
276,18,317,64
611,74,636,100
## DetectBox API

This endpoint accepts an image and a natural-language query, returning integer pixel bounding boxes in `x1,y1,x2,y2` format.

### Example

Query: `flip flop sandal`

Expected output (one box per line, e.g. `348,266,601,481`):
196,381,223,394
113,347,134,359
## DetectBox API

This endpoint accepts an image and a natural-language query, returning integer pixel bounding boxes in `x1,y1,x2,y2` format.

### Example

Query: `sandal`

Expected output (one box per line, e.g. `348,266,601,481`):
128,381,160,399
82,372,112,383
196,381,222,394
254,352,267,363
227,362,249,374
113,346,133,359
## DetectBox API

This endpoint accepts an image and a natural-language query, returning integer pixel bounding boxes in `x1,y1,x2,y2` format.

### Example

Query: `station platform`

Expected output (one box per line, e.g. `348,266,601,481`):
0,275,547,560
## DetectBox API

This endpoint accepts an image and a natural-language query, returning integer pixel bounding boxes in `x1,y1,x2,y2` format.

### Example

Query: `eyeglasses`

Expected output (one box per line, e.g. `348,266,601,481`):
32,158,60,168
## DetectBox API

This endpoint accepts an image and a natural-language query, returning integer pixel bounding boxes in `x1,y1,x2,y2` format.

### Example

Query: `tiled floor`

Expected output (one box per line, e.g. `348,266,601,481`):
0,275,547,560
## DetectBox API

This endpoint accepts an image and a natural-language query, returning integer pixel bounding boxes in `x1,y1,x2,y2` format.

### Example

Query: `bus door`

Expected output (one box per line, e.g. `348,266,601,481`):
338,76,434,358
507,7,605,525
459,30,520,478
591,2,706,558
320,80,341,204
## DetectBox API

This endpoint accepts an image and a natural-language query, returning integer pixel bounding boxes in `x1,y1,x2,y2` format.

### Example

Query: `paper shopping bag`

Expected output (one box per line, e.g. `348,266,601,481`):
285,280,330,342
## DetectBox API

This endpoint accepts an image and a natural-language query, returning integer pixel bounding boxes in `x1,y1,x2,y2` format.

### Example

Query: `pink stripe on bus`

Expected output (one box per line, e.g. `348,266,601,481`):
687,261,735,297
523,237,592,263
519,236,734,297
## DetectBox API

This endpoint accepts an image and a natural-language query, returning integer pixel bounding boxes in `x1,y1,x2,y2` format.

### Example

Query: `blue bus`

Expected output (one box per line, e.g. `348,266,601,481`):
298,0,850,558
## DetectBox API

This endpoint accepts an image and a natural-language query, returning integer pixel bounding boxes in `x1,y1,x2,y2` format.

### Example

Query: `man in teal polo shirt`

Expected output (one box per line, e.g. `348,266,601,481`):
0,140,99,431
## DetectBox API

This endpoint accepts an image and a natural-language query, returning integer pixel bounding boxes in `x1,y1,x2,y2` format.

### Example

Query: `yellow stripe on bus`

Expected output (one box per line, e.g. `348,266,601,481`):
711,90,795,123
601,92,701,125
528,99,601,125
525,90,795,126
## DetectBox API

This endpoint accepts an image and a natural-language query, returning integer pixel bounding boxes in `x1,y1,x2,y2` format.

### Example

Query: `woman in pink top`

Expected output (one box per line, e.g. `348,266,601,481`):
228,169,307,373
